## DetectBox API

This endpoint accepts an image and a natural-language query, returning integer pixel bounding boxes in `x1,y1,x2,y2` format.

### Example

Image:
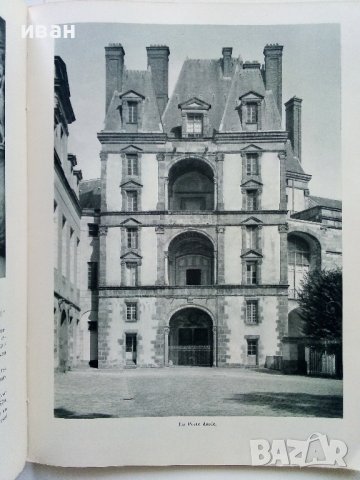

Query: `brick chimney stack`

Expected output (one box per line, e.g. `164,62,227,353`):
222,47,233,77
105,43,125,112
285,96,302,162
146,45,170,117
263,44,283,120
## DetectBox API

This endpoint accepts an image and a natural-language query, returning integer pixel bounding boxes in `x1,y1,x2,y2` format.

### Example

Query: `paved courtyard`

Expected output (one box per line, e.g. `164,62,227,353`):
54,367,343,419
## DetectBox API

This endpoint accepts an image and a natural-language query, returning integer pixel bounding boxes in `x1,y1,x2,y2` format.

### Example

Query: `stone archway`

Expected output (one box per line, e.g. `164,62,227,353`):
168,231,214,286
168,158,215,211
168,307,214,366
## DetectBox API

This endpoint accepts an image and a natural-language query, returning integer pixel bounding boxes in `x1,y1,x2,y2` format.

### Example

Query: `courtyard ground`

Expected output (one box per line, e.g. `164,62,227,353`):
54,367,342,419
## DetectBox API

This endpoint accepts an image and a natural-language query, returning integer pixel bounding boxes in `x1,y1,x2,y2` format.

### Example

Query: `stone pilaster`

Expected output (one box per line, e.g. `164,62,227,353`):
278,151,287,210
215,153,224,210
164,326,170,366
155,225,165,285
99,225,108,286
100,151,108,212
212,326,217,367
278,223,288,284
216,226,225,284
156,153,166,210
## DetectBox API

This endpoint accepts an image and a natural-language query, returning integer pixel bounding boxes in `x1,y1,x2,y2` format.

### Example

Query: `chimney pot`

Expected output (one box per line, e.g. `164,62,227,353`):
146,45,170,117
263,44,283,119
105,44,125,112
285,96,302,162
222,47,233,77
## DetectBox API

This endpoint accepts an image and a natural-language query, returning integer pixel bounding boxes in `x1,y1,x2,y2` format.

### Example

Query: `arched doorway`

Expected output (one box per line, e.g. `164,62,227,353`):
287,233,321,299
168,231,214,286
169,308,213,366
168,158,214,211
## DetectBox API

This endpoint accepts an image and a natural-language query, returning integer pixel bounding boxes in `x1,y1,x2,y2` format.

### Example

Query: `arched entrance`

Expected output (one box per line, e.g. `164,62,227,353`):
169,308,213,366
287,233,321,299
168,231,214,286
168,158,214,211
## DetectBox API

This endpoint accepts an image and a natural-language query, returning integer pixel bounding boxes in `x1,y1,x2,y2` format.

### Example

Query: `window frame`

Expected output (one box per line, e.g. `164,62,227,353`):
247,338,258,356
246,153,259,176
126,302,138,322
126,262,138,286
126,227,139,249
186,113,203,137
246,103,258,124
127,154,139,176
128,101,138,124
246,300,259,325
126,191,138,212
246,261,258,285
246,189,258,210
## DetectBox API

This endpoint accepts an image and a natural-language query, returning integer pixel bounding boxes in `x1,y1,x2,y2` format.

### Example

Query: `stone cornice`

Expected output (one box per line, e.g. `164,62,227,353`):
214,131,288,143
286,170,312,182
97,132,167,144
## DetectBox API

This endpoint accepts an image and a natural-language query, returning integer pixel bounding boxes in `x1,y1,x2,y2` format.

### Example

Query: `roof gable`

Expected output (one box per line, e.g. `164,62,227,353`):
241,179,263,188
239,90,264,100
240,144,264,153
119,89,145,100
120,145,143,153
178,97,211,111
120,180,143,188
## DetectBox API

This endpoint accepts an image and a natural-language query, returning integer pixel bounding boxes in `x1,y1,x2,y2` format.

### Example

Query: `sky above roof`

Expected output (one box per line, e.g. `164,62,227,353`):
55,22,341,200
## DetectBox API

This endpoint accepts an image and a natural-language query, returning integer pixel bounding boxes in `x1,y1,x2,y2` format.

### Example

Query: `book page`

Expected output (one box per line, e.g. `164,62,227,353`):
27,0,360,471
0,1,28,480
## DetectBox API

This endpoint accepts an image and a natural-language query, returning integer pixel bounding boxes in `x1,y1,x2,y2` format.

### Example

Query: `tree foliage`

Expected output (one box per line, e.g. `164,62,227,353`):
298,268,342,341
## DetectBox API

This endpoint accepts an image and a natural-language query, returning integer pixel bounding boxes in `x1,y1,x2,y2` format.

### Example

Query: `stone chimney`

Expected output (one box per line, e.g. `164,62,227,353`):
222,47,233,77
285,96,302,162
263,44,283,119
105,43,125,112
146,45,170,117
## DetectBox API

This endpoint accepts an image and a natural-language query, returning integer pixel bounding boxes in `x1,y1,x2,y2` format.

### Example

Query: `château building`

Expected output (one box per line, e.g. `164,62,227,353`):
55,42,342,373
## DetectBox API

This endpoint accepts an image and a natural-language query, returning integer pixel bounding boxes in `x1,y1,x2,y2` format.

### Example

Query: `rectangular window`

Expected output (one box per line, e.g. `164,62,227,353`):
246,262,258,285
186,113,203,137
126,262,138,286
125,333,137,365
246,154,259,175
247,339,258,356
126,228,138,249
246,190,258,210
246,226,258,249
126,303,138,322
246,103,258,124
246,300,258,324
87,262,98,290
127,154,139,176
128,102,138,123
88,223,99,237
127,191,138,211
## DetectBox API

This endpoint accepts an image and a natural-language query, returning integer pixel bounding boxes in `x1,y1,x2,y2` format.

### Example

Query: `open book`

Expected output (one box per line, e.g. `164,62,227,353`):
1,0,360,479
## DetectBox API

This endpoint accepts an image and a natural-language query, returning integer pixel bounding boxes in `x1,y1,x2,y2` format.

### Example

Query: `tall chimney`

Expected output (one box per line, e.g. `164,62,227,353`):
222,47,233,77
146,45,170,117
263,44,283,119
285,96,302,162
105,43,125,112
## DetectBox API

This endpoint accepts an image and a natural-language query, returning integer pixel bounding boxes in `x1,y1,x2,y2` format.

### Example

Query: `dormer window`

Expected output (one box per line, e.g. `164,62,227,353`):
178,97,211,138
246,103,258,124
186,113,203,137
128,101,138,124
239,92,264,131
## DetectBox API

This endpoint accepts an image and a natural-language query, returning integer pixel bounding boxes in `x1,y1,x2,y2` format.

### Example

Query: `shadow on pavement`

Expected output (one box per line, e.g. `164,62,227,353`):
225,392,342,417
54,407,113,419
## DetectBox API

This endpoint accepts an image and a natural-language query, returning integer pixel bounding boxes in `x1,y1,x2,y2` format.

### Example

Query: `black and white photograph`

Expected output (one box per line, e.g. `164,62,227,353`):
0,17,5,279
53,22,342,420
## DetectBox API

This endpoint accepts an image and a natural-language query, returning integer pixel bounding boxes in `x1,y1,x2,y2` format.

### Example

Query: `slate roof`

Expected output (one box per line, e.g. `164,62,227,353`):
104,69,162,132
163,58,281,135
79,178,101,210
285,140,308,176
308,195,342,210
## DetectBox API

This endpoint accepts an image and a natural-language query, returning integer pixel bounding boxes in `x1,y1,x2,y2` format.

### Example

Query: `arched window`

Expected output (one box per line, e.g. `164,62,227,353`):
288,236,310,299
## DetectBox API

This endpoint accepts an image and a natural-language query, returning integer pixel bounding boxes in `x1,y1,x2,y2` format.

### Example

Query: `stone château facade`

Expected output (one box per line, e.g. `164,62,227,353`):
55,42,342,373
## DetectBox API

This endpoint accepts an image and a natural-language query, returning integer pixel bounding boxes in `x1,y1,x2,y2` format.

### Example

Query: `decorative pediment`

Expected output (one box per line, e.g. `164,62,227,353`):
240,249,263,259
240,179,263,188
241,216,263,226
120,218,142,226
121,251,142,260
119,89,145,100
120,145,143,153
120,180,143,188
240,144,263,153
239,91,264,101
178,97,211,111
